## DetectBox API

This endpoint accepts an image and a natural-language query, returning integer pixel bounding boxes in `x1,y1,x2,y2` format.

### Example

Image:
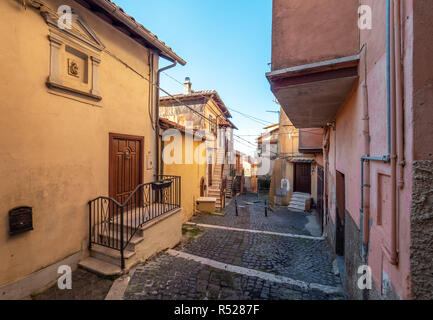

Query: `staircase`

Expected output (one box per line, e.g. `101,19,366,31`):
208,151,226,211
288,192,312,212
208,164,224,210
226,177,234,199
79,177,181,276
79,213,147,276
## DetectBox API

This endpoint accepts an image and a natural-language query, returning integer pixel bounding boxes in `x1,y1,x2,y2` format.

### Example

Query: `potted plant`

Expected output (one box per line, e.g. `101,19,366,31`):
152,179,172,190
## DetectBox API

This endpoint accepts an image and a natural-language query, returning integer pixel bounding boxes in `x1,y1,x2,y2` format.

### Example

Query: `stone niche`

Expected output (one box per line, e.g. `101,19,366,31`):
40,6,104,101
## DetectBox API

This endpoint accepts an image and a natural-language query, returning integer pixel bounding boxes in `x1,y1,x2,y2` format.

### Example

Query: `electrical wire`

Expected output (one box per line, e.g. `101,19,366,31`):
161,71,277,126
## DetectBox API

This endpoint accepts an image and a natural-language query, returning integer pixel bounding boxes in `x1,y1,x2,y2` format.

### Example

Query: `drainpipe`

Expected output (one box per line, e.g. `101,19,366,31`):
322,128,331,235
394,0,404,265
360,0,399,266
395,1,405,191
387,0,399,266
155,59,177,177
360,42,371,259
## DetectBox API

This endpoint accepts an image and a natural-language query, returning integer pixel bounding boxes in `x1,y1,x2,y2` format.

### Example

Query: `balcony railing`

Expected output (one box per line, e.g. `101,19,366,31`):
88,175,181,269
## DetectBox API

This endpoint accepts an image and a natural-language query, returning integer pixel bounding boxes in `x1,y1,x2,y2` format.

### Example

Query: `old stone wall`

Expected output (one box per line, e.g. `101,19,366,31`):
410,160,433,299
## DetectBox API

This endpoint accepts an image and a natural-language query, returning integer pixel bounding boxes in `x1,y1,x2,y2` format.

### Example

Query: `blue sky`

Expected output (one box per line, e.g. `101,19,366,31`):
114,0,278,155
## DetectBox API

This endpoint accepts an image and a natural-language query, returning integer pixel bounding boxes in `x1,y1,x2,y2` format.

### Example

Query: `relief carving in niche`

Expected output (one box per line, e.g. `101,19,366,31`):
68,59,79,77
38,4,104,101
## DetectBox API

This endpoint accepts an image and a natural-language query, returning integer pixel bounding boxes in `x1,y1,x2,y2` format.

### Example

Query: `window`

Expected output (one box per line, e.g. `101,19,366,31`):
208,114,217,133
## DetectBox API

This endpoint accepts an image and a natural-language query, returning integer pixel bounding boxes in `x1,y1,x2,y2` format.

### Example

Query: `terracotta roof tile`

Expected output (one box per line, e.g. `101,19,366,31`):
160,90,232,119
93,0,184,64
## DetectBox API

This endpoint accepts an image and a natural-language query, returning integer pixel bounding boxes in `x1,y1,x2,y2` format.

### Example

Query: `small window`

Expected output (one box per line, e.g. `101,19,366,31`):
208,114,217,133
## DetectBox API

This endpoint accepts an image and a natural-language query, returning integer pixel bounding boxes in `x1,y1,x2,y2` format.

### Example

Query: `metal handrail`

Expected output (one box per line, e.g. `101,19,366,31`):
88,175,181,269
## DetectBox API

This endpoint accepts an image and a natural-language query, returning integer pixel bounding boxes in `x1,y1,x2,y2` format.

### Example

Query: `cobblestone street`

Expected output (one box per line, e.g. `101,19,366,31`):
124,194,344,300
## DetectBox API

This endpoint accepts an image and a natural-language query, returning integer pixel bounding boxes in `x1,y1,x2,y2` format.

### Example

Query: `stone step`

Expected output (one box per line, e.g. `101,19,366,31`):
98,233,144,252
292,192,311,199
291,197,310,203
291,194,311,199
291,195,310,200
288,204,305,212
289,199,307,206
90,244,136,269
78,257,123,277
98,222,143,240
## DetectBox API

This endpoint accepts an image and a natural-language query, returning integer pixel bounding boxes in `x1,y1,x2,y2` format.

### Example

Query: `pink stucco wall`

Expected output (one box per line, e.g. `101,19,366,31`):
271,0,359,71
325,0,414,299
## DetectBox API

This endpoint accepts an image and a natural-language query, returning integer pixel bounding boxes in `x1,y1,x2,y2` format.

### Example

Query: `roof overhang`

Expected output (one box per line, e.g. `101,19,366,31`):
266,55,359,128
75,0,186,65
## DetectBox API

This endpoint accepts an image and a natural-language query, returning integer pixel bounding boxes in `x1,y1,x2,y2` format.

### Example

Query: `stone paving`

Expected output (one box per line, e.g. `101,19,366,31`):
124,254,338,300
191,194,320,236
32,268,114,300
179,229,339,287
124,194,344,300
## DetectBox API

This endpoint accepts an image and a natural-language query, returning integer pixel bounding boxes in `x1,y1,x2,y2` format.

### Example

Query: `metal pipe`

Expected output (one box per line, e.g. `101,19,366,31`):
394,0,404,264
360,0,398,265
120,206,125,270
384,0,399,266
386,0,392,157
395,0,405,191
322,127,331,233
361,43,372,252
359,0,396,265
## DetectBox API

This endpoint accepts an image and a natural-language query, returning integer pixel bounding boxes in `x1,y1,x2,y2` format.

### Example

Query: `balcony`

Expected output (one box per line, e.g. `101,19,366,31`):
267,55,359,128
268,0,359,128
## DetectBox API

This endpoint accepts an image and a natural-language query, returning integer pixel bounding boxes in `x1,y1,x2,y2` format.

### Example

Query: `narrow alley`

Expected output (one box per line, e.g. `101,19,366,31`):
124,195,344,300
2,0,433,305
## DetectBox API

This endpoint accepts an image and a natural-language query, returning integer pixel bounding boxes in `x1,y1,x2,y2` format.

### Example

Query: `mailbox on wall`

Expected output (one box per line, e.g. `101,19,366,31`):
9,207,33,235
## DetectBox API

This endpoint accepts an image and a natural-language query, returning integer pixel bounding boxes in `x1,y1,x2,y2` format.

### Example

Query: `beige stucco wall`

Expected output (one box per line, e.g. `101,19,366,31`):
134,209,182,263
270,109,317,206
204,98,229,182
0,0,159,288
163,133,207,222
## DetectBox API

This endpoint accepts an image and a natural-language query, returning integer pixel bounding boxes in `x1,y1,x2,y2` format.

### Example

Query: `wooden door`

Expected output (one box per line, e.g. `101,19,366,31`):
200,177,205,197
317,165,324,232
208,163,213,187
109,133,144,205
294,163,311,194
336,171,345,256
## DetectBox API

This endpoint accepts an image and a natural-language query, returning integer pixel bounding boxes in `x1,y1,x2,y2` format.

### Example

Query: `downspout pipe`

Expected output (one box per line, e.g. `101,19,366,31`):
359,0,393,264
395,0,405,191
156,59,178,177
360,0,399,267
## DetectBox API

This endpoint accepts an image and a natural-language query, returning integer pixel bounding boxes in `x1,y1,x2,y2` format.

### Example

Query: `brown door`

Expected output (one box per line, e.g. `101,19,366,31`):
294,163,311,194
317,165,324,232
336,171,345,256
109,133,143,205
208,163,213,187
200,177,205,197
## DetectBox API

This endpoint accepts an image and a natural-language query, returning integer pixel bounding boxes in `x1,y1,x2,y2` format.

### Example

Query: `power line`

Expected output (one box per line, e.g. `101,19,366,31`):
161,71,277,127
227,107,276,126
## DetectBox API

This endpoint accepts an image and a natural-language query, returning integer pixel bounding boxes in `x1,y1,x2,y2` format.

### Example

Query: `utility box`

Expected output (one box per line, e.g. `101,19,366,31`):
196,197,217,213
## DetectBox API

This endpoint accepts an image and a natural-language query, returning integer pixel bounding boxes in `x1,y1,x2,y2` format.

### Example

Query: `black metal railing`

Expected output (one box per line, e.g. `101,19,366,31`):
88,175,181,269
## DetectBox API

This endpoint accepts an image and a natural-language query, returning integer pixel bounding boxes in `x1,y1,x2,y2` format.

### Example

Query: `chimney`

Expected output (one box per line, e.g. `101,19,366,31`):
184,77,192,95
